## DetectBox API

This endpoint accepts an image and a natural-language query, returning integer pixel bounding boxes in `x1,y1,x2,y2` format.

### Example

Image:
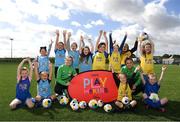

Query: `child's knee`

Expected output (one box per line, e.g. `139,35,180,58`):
35,95,42,101
130,100,137,107
26,100,34,108
115,101,123,108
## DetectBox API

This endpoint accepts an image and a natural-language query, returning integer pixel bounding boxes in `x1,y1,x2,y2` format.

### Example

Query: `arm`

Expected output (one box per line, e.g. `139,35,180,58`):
34,61,40,81
47,39,53,56
149,39,154,54
158,65,167,85
119,32,127,54
88,39,94,53
103,31,108,52
79,35,85,54
17,59,27,81
130,38,138,53
109,32,113,55
63,30,67,50
55,29,60,50
49,63,53,80
95,30,103,51
66,32,71,51
140,73,146,85
27,58,33,81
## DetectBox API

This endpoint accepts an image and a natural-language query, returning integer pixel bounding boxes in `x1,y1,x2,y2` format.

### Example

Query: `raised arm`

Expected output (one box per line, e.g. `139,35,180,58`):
109,32,113,55
55,29,60,50
34,61,40,81
47,39,53,56
103,31,108,52
66,32,71,51
63,30,67,50
79,35,85,54
130,38,138,53
88,39,94,53
27,57,33,81
17,59,27,81
119,32,127,54
95,30,103,51
158,65,167,85
49,63,53,80
148,39,154,54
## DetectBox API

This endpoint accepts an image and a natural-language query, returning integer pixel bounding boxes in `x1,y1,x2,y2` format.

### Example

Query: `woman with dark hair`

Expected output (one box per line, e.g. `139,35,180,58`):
79,36,94,73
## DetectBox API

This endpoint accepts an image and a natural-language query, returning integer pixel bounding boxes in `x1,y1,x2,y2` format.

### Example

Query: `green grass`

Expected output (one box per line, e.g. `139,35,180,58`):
0,63,180,121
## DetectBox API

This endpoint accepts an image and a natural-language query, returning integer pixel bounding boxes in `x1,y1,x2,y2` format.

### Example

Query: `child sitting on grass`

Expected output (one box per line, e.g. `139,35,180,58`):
33,62,55,107
140,65,168,112
9,58,34,109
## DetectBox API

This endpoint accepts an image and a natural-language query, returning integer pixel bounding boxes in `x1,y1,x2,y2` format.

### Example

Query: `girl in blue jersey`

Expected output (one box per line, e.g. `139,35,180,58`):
9,58,34,109
35,39,53,73
140,65,168,112
79,35,94,73
54,30,66,78
66,32,83,74
33,62,55,106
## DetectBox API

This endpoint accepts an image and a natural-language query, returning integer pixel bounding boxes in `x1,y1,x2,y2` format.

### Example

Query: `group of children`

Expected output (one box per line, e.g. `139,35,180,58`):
9,30,168,112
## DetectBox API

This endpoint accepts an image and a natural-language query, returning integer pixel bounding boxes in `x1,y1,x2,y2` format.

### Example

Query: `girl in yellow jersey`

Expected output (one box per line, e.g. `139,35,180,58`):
108,32,127,73
139,38,154,75
92,30,108,70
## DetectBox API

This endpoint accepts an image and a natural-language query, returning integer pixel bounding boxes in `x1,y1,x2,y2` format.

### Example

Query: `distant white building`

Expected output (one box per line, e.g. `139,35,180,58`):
162,56,174,64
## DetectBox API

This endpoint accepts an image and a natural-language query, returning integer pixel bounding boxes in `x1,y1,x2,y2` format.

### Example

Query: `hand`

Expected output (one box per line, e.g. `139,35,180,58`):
162,65,167,72
68,32,71,38
103,31,107,36
66,82,70,86
125,32,127,36
55,29,59,36
80,35,83,41
34,62,38,68
26,57,31,62
134,65,141,73
99,30,103,35
63,30,67,36
132,85,136,92
50,39,53,44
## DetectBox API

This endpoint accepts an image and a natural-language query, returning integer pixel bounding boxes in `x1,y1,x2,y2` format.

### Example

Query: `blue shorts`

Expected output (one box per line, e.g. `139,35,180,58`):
144,98,161,109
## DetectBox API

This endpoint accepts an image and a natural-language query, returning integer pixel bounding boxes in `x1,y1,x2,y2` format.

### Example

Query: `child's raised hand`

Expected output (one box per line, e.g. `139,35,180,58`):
162,65,167,72
99,30,103,35
103,31,107,36
80,35,83,41
63,30,67,36
135,65,141,72
34,62,38,68
55,29,59,36
68,32,71,38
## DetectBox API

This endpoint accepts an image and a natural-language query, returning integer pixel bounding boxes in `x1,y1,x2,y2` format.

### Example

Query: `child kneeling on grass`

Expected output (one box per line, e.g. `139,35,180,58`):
9,58,34,109
33,62,56,107
140,65,168,112
114,67,139,109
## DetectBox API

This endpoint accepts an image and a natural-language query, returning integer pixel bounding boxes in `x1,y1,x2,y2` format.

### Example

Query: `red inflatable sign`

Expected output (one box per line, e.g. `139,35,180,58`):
68,70,118,103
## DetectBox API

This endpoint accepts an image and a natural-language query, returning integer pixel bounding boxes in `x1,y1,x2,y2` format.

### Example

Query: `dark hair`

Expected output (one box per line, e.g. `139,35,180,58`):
80,46,91,63
98,42,106,49
125,57,133,64
71,42,78,48
59,42,64,45
123,43,129,51
40,46,47,52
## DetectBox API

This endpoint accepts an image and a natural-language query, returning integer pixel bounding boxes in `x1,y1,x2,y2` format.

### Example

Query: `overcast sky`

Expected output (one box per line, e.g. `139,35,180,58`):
0,0,180,58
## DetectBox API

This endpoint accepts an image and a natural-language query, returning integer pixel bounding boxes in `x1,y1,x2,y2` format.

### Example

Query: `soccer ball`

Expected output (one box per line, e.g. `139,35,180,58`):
88,99,98,109
122,97,129,105
58,95,69,105
103,104,112,112
138,32,149,41
79,101,87,109
42,98,52,108
97,100,104,107
149,93,159,102
70,99,79,111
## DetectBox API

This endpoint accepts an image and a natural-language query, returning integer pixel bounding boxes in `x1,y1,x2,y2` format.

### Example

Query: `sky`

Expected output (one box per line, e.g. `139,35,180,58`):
0,0,180,58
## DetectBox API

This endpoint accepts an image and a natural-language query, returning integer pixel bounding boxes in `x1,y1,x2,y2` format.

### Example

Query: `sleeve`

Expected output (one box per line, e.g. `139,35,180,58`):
57,67,63,84
134,71,141,86
119,34,127,54
117,85,123,101
130,40,138,53
109,33,113,55
127,86,132,100
72,68,77,76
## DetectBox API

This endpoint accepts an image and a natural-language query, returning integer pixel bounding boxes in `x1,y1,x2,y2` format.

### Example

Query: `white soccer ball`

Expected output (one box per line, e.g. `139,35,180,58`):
42,98,52,108
70,99,79,111
88,99,98,109
58,95,69,105
122,97,129,105
97,100,104,107
79,101,87,109
149,93,159,102
103,104,112,112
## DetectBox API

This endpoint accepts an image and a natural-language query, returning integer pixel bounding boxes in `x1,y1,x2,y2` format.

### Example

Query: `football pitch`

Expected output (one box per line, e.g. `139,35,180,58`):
0,62,180,121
